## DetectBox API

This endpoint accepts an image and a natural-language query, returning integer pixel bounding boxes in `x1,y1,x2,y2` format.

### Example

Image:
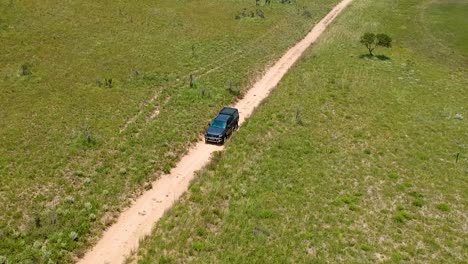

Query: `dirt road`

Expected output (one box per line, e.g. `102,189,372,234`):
78,0,353,263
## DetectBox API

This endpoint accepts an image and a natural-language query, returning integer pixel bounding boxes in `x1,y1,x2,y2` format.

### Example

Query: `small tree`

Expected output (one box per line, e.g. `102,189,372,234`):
360,33,392,56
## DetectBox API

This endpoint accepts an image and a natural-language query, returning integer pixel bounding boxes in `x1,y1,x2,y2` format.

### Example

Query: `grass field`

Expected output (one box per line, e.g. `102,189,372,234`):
135,0,468,263
0,0,343,262
421,0,468,61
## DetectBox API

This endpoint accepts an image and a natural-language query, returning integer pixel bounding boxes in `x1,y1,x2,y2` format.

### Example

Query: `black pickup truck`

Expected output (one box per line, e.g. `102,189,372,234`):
205,107,239,144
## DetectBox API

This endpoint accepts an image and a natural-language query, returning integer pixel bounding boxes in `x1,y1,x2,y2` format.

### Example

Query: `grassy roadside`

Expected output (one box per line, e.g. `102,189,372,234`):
136,0,468,263
420,0,468,63
0,0,341,262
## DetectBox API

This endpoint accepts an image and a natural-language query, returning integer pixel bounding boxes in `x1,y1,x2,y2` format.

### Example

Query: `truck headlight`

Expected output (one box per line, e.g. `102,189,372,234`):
218,134,223,138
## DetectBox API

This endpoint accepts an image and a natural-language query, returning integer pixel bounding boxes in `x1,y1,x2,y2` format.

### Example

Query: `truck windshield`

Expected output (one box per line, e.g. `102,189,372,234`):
211,120,226,129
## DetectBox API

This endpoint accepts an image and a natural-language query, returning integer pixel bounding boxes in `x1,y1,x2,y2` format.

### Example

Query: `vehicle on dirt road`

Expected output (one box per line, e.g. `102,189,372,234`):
205,107,239,144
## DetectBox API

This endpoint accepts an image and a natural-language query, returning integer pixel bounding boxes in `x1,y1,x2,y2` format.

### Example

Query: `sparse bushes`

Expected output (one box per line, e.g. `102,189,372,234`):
235,8,266,20
2,0,368,262
394,210,412,223
409,191,424,206
261,0,293,4
96,77,114,88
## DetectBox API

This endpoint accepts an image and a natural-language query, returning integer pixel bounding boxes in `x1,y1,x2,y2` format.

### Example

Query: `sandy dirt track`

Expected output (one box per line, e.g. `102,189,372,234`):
78,0,353,263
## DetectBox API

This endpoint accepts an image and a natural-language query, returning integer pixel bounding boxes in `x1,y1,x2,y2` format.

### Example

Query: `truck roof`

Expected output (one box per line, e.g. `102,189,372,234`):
214,114,231,122
219,107,238,116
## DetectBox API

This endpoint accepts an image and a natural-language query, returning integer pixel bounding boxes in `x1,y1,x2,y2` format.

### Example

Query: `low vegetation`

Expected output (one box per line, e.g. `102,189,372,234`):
0,0,340,262
136,0,467,262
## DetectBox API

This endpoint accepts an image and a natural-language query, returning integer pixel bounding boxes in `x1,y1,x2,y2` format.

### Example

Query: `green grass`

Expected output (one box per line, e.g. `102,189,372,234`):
136,0,468,263
422,0,468,60
0,0,341,262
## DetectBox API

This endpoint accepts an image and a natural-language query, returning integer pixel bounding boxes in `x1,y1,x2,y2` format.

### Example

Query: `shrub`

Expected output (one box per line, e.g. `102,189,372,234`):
19,63,32,76
34,215,41,228
436,203,450,212
394,210,412,223
200,88,207,97
226,80,240,96
83,125,95,145
192,241,206,252
69,231,79,241
191,44,196,57
295,109,304,125
104,78,113,88
302,9,312,18
235,8,265,20
412,198,424,207
189,74,195,88
89,213,96,221
256,9,265,19
64,196,75,204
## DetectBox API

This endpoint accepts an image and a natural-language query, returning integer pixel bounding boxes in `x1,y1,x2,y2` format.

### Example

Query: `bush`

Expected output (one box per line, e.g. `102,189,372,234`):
295,109,304,125
436,203,450,212
394,210,412,223
226,80,240,96
83,125,96,145
302,9,312,18
256,9,265,19
104,78,113,88
19,63,32,76
189,74,195,88
69,231,79,241
235,8,265,20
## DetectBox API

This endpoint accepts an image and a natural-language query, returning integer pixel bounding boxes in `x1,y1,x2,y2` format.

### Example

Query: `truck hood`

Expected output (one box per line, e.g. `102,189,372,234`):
206,126,224,136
